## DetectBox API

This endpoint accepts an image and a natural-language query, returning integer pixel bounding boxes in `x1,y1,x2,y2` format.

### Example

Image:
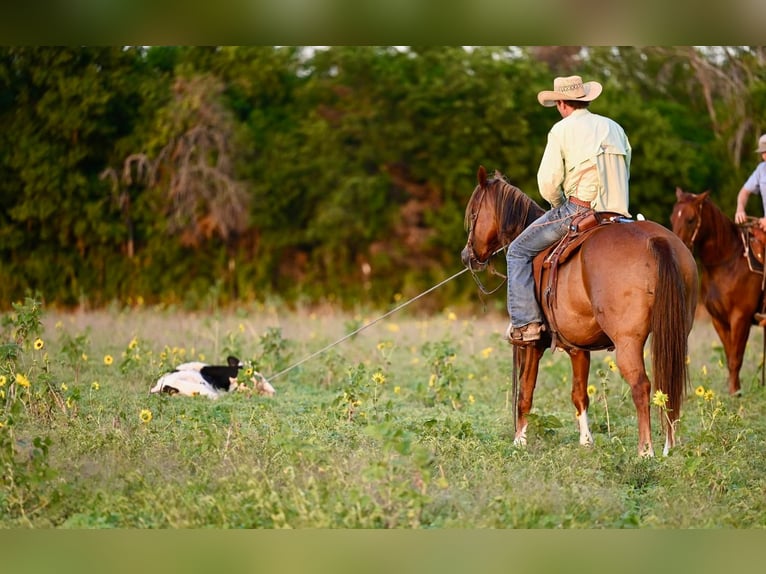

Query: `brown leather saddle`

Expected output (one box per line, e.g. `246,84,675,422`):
741,224,766,274
533,210,629,350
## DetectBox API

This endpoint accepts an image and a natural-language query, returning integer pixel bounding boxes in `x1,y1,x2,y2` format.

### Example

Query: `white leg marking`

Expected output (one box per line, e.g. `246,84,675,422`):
577,411,594,446
513,423,528,447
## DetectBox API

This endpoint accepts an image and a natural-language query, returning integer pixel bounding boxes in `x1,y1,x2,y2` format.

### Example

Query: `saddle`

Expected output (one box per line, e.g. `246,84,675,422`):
741,224,766,274
534,210,631,350
740,223,766,322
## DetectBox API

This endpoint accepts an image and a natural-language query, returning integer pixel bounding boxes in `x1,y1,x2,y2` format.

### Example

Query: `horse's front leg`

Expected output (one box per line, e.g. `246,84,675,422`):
514,344,545,447
567,348,593,446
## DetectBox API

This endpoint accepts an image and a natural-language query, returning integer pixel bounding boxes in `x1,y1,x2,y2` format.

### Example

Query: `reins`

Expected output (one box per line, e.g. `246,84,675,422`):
467,247,507,295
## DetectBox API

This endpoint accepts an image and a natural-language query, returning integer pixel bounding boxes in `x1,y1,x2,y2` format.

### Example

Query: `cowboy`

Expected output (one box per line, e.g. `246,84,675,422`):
734,133,766,231
505,75,632,344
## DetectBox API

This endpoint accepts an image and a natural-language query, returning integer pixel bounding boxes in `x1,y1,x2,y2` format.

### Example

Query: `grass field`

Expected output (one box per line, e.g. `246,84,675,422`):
2,295,766,528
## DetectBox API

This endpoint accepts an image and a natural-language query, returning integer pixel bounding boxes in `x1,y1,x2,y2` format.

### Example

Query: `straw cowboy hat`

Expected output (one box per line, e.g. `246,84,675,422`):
756,134,766,153
537,75,603,107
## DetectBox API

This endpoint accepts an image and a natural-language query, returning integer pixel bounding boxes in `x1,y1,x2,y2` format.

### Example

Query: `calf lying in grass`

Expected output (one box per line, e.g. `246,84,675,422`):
150,355,276,399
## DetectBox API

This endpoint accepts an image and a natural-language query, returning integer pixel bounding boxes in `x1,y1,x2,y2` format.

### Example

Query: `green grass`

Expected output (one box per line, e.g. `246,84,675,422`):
2,297,766,528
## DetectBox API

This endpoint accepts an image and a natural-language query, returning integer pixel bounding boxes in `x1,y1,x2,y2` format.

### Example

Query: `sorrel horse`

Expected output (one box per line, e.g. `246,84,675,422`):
462,166,698,456
670,187,764,395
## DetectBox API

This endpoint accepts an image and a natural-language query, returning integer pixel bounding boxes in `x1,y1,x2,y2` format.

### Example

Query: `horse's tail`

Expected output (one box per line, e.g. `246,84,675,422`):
649,236,691,431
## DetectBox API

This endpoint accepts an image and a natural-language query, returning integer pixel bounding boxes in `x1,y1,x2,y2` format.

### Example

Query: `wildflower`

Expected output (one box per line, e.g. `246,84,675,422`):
103,354,113,366
701,365,708,376
66,397,74,409
128,337,138,350
372,372,386,385
480,347,493,359
245,367,253,377
0,375,6,387
15,373,30,388
60,383,69,392
587,384,597,397
652,390,668,408
387,323,400,333
447,311,457,321
81,353,88,362
238,323,245,333
428,374,437,388
394,386,401,394
608,360,617,373
33,338,44,350
376,341,393,352
685,355,691,365
91,381,100,391
139,409,153,423
704,390,715,402
468,394,475,404
695,385,705,398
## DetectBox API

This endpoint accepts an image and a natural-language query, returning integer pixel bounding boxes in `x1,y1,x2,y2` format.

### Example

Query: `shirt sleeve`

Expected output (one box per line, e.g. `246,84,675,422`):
537,131,566,208
743,164,764,195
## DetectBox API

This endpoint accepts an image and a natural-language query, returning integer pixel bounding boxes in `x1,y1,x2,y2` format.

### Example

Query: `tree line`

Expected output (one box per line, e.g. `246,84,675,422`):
1,46,764,310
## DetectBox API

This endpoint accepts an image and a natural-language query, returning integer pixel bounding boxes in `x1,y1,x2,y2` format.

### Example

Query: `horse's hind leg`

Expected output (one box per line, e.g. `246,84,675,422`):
614,342,654,457
567,349,593,446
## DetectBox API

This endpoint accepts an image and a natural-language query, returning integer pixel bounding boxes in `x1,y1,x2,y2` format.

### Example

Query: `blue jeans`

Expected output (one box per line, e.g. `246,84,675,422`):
506,200,591,327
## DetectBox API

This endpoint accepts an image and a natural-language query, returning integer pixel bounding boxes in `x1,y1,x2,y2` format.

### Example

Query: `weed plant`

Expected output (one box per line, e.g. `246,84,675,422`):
2,295,766,527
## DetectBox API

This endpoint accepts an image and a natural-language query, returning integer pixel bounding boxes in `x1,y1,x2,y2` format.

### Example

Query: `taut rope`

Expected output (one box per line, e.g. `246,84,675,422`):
266,266,472,381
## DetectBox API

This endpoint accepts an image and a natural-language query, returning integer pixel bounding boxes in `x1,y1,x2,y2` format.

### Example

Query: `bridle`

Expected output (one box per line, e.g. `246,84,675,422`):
464,184,507,295
672,199,703,250
688,200,704,247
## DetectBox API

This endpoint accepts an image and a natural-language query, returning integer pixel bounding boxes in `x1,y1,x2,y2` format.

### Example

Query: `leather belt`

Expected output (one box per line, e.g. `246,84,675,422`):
568,196,591,208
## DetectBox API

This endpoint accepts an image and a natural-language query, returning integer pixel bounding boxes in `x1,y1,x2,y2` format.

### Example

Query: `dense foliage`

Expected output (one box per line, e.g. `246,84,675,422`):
1,46,765,309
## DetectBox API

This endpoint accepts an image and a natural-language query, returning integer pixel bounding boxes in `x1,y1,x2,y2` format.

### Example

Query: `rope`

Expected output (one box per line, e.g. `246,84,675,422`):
266,266,472,381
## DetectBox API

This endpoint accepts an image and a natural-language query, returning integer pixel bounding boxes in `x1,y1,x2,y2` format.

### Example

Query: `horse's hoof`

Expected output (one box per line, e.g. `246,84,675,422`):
513,436,527,448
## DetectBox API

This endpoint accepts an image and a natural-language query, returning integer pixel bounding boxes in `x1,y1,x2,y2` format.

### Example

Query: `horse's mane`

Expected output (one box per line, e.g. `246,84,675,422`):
464,171,545,243
699,195,741,251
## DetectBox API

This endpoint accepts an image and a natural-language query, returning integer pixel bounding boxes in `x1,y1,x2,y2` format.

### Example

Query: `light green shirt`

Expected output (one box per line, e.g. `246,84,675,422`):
537,108,632,216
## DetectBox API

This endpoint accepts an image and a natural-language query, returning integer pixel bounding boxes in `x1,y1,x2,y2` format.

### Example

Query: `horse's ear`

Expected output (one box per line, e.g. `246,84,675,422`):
699,190,710,201
675,186,685,200
477,165,487,187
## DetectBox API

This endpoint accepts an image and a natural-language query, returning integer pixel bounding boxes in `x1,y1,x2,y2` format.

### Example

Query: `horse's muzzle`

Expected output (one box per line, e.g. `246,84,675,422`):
461,244,487,271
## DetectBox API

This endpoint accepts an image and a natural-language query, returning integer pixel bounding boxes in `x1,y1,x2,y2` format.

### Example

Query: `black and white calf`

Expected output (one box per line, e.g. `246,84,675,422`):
150,355,243,399
150,356,275,399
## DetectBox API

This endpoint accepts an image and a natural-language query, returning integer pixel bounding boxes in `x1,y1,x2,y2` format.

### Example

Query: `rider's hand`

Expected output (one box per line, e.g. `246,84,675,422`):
735,209,748,224
759,217,766,232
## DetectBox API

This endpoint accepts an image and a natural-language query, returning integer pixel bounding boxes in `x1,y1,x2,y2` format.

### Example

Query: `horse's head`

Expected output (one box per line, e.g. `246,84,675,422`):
670,187,710,249
461,166,502,270
461,165,544,271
